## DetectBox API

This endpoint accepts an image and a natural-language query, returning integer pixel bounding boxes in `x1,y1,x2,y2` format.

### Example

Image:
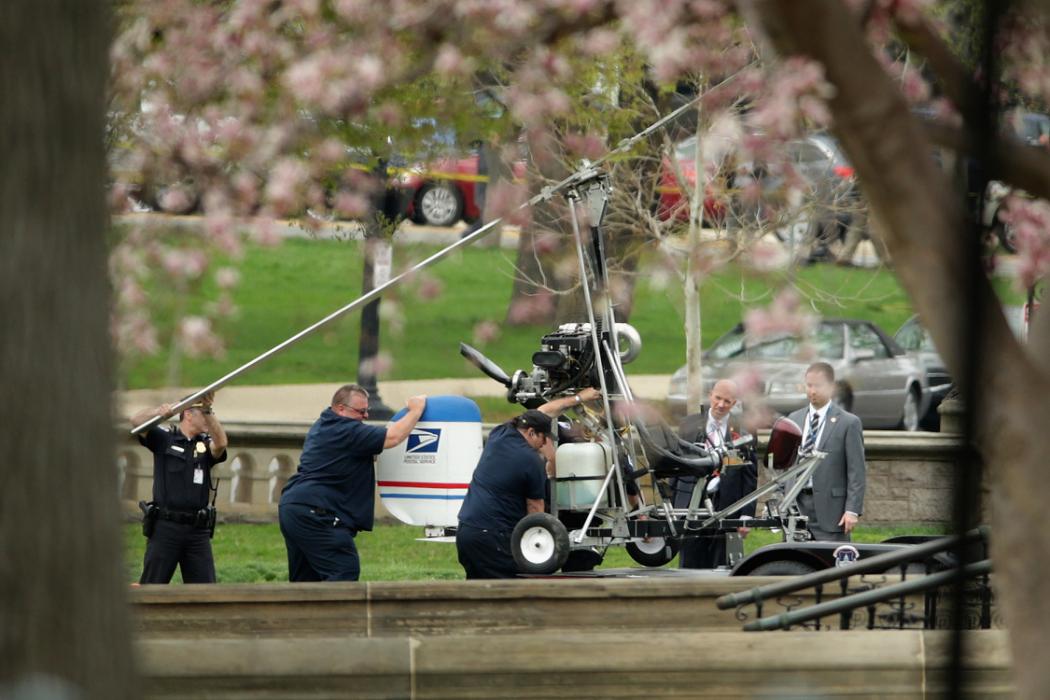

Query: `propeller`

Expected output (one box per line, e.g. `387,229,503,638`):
459,342,512,387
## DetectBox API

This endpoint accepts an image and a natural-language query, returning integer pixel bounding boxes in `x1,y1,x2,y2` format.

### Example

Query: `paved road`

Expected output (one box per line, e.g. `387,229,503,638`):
119,375,675,425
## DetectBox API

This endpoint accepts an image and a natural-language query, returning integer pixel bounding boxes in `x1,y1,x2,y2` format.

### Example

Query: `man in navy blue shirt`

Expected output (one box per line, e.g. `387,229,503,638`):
456,388,600,579
279,384,425,581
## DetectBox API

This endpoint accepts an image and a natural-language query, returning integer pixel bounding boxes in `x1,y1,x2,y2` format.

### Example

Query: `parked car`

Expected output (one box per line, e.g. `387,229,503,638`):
392,149,528,227
656,135,730,224
662,133,864,258
893,307,1028,429
667,319,930,430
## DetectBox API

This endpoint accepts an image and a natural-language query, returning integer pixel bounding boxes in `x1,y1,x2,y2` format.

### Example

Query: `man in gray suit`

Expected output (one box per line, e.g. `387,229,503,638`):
788,362,866,541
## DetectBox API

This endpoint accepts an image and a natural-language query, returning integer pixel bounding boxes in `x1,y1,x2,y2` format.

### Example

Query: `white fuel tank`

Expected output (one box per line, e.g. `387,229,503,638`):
554,441,611,511
376,395,483,527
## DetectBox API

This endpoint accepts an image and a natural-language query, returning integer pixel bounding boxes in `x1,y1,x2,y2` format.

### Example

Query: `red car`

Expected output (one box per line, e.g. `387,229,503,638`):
395,152,528,228
656,136,729,224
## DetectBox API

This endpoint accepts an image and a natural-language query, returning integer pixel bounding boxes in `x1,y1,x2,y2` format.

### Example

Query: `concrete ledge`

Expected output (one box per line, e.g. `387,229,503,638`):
137,630,1012,699
131,577,997,639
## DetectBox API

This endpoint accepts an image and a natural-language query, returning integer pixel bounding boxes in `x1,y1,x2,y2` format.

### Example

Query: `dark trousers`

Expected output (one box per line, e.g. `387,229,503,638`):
798,491,851,542
279,503,360,581
456,523,517,579
140,519,216,584
679,533,727,569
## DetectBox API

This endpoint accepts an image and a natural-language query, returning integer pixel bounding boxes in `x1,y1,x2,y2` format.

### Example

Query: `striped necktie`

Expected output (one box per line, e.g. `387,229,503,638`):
801,410,820,456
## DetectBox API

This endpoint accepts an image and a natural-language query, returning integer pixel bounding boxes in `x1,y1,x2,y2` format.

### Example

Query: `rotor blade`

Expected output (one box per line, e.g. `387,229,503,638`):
459,342,512,387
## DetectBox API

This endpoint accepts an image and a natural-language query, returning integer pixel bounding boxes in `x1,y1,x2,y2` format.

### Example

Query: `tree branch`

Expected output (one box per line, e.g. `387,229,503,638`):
922,122,1050,201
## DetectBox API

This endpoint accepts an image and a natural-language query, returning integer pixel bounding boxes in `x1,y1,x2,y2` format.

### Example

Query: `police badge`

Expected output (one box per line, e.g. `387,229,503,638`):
195,441,207,455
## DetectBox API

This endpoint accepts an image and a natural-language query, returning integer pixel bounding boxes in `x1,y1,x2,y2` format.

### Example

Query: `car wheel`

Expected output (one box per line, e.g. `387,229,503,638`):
416,182,463,227
748,559,818,576
900,387,921,432
833,380,854,413
511,513,570,575
625,537,680,568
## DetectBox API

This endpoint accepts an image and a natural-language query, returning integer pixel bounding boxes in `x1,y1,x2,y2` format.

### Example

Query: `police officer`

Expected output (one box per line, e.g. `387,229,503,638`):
129,391,228,584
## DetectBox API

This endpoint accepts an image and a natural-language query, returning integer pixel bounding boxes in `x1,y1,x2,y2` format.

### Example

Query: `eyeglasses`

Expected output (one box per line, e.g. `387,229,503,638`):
344,404,369,417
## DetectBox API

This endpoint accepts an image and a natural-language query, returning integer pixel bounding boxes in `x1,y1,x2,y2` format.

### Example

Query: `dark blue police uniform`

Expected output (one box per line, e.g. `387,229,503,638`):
456,423,547,579
139,425,227,584
279,407,387,581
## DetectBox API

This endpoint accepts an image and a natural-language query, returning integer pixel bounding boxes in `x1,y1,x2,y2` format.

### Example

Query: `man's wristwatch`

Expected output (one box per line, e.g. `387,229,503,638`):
573,394,582,404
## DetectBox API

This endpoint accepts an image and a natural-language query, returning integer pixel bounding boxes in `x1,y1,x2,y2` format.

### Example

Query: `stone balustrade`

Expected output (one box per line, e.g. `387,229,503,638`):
118,422,964,525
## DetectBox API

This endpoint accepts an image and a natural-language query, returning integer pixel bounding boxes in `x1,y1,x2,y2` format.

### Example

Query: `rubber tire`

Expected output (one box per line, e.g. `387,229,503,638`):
900,387,921,432
833,380,854,413
749,559,818,576
625,537,680,568
511,513,570,575
415,182,463,227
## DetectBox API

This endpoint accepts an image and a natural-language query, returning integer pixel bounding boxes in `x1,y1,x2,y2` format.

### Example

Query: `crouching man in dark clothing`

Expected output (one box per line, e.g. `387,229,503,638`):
456,388,600,579
130,392,228,584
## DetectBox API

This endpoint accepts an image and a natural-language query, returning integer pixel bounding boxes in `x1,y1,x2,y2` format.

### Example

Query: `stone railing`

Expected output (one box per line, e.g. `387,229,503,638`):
118,423,964,525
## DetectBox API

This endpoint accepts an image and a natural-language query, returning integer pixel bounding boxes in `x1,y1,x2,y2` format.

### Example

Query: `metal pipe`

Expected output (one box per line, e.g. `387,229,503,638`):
741,559,992,632
130,215,506,434
567,187,629,542
717,526,989,610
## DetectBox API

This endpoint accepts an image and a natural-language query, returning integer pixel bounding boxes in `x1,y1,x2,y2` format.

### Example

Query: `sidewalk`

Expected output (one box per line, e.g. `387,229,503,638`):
119,375,674,424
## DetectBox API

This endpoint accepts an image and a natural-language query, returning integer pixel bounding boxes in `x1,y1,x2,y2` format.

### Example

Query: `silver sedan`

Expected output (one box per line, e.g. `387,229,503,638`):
667,319,930,430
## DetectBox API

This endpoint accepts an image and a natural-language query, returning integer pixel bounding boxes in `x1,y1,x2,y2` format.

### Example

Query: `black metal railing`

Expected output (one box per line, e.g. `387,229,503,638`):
716,527,995,631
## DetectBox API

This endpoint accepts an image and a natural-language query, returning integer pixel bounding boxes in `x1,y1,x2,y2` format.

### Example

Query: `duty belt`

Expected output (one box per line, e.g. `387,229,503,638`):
158,508,204,525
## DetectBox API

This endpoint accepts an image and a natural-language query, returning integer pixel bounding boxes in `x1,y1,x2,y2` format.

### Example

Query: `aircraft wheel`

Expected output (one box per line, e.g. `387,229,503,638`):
511,513,570,575
626,537,680,568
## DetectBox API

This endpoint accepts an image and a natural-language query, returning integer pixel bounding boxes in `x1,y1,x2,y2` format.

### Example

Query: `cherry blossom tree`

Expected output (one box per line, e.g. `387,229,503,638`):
6,0,1047,693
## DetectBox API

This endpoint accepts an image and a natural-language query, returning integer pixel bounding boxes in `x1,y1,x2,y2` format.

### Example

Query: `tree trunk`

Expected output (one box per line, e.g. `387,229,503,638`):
750,1,1049,694
0,1,135,697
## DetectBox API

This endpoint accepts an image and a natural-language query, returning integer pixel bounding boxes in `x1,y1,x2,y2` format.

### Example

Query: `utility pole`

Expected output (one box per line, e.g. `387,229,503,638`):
356,164,398,419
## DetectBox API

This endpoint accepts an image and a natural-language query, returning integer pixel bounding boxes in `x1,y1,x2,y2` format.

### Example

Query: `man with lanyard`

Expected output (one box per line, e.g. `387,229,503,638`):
279,384,426,581
129,391,228,584
787,362,866,541
669,379,757,568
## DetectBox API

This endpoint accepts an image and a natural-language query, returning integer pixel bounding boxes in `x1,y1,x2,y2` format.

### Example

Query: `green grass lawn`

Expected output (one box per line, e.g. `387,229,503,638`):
122,234,930,389
123,521,947,584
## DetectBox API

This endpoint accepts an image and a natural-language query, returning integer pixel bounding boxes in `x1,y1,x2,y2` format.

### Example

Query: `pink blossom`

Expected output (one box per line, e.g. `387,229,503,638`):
265,158,310,215
359,351,394,377
506,292,555,324
744,289,816,340
487,181,529,223
333,190,371,219
1001,196,1050,289
215,267,240,289
564,133,607,160
747,240,790,272
178,316,224,358
472,320,501,345
434,44,469,76
159,186,194,214
416,275,445,301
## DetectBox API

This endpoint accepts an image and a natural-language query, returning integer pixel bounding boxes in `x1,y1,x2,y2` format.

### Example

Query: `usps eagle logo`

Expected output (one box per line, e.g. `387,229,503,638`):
406,428,441,454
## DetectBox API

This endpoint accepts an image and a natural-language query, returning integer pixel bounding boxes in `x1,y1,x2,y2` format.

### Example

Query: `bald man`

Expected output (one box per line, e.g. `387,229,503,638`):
669,380,758,569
